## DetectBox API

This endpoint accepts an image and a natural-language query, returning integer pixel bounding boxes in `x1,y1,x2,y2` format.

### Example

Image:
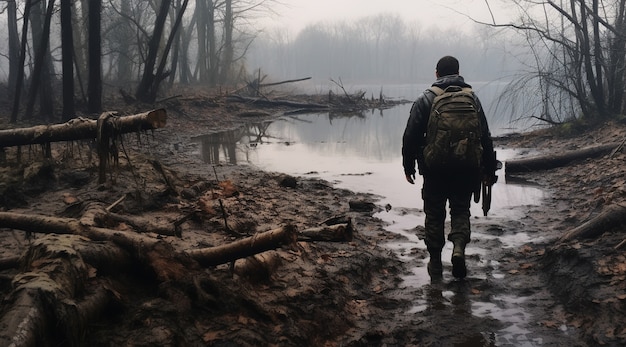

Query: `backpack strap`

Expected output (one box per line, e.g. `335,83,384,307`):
428,86,445,96
429,86,473,95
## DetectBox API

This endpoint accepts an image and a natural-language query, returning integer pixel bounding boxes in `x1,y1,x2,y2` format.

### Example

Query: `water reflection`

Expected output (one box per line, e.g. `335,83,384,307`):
192,122,274,165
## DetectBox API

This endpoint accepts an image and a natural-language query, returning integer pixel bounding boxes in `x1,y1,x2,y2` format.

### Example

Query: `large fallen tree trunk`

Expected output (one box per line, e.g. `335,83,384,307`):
505,142,618,174
559,203,626,243
186,225,298,266
0,109,167,148
0,212,298,267
0,235,120,347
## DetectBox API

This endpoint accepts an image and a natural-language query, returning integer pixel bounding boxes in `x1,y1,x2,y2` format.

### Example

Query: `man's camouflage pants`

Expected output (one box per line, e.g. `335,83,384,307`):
421,173,476,253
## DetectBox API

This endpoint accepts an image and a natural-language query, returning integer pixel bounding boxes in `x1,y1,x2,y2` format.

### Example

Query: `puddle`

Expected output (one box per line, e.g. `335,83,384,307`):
192,107,554,345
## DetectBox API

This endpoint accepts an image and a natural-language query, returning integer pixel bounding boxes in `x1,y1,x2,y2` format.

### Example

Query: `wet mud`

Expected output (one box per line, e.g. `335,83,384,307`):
1,97,625,346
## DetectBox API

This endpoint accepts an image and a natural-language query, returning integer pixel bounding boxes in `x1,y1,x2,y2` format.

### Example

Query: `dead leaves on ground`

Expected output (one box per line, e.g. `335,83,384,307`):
503,245,546,275
596,254,626,278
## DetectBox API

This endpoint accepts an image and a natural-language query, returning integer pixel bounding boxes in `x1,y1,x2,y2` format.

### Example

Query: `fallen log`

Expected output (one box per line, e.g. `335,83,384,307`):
0,109,167,148
94,210,178,237
233,251,283,281
0,212,296,268
226,94,328,109
505,143,617,174
0,235,118,346
298,222,353,242
0,211,160,251
559,203,626,243
259,77,312,87
0,282,48,347
186,225,297,266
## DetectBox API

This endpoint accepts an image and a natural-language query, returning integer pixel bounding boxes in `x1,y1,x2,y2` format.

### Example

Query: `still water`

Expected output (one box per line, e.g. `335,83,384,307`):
193,84,552,345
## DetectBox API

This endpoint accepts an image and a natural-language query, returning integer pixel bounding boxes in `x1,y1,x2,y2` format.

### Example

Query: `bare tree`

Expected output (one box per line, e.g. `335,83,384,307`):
220,0,234,84
483,0,626,122
10,0,32,123
25,0,56,120
7,0,20,105
61,0,75,120
88,0,102,113
135,0,171,103
115,0,134,84
135,0,193,103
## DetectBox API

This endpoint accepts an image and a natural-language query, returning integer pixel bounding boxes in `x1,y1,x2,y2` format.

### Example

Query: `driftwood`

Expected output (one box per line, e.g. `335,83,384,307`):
226,94,328,109
0,109,167,148
559,203,626,243
259,77,312,88
298,222,353,242
233,250,283,281
506,143,618,174
186,225,298,266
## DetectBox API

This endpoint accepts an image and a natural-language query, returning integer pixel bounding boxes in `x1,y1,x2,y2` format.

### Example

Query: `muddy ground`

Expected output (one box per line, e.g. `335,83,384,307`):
1,89,626,346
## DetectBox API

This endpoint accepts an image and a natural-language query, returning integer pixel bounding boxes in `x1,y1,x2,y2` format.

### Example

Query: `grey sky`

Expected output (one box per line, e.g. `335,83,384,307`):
258,0,512,34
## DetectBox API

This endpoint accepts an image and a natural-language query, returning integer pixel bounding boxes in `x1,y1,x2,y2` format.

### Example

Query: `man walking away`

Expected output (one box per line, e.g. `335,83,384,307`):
402,56,498,280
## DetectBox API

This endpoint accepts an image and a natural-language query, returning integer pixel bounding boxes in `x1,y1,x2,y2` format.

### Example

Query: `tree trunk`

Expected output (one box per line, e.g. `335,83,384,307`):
0,211,299,269
0,109,167,148
61,0,76,120
219,0,233,84
207,1,218,85
95,210,178,237
25,0,56,121
7,0,20,105
186,225,298,266
0,234,138,346
168,0,183,87
149,0,190,102
298,223,354,242
196,0,208,82
559,203,626,242
9,0,32,123
233,251,282,281
116,1,133,84
72,0,89,104
88,0,102,114
505,143,618,174
136,0,172,103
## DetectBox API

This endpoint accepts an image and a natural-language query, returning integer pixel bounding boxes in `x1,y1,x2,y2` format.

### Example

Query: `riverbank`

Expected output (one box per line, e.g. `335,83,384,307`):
1,89,625,346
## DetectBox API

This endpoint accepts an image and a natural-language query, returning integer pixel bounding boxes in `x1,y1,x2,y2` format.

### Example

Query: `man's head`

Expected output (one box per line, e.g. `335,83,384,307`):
436,56,459,77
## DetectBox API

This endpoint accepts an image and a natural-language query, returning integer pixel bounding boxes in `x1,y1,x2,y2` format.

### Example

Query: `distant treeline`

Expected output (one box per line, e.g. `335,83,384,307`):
246,14,525,85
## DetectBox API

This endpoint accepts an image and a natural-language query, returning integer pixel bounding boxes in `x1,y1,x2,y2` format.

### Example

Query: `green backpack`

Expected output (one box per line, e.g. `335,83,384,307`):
423,85,483,172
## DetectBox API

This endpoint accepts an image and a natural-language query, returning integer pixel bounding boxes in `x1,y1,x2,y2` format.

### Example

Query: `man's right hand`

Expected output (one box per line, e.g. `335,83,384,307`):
406,174,415,184
483,173,497,186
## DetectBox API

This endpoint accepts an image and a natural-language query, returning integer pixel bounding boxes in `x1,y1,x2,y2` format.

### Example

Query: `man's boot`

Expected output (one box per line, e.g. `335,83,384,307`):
427,251,443,280
451,241,467,279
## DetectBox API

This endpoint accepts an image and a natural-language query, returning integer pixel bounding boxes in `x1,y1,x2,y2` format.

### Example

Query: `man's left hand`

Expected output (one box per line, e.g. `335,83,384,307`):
406,174,415,184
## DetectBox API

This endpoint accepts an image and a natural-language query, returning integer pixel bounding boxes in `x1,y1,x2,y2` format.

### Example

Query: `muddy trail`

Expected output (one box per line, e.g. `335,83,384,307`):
0,90,625,346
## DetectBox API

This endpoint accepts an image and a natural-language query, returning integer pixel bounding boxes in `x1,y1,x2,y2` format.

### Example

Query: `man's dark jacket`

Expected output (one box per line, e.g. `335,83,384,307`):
402,75,496,178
